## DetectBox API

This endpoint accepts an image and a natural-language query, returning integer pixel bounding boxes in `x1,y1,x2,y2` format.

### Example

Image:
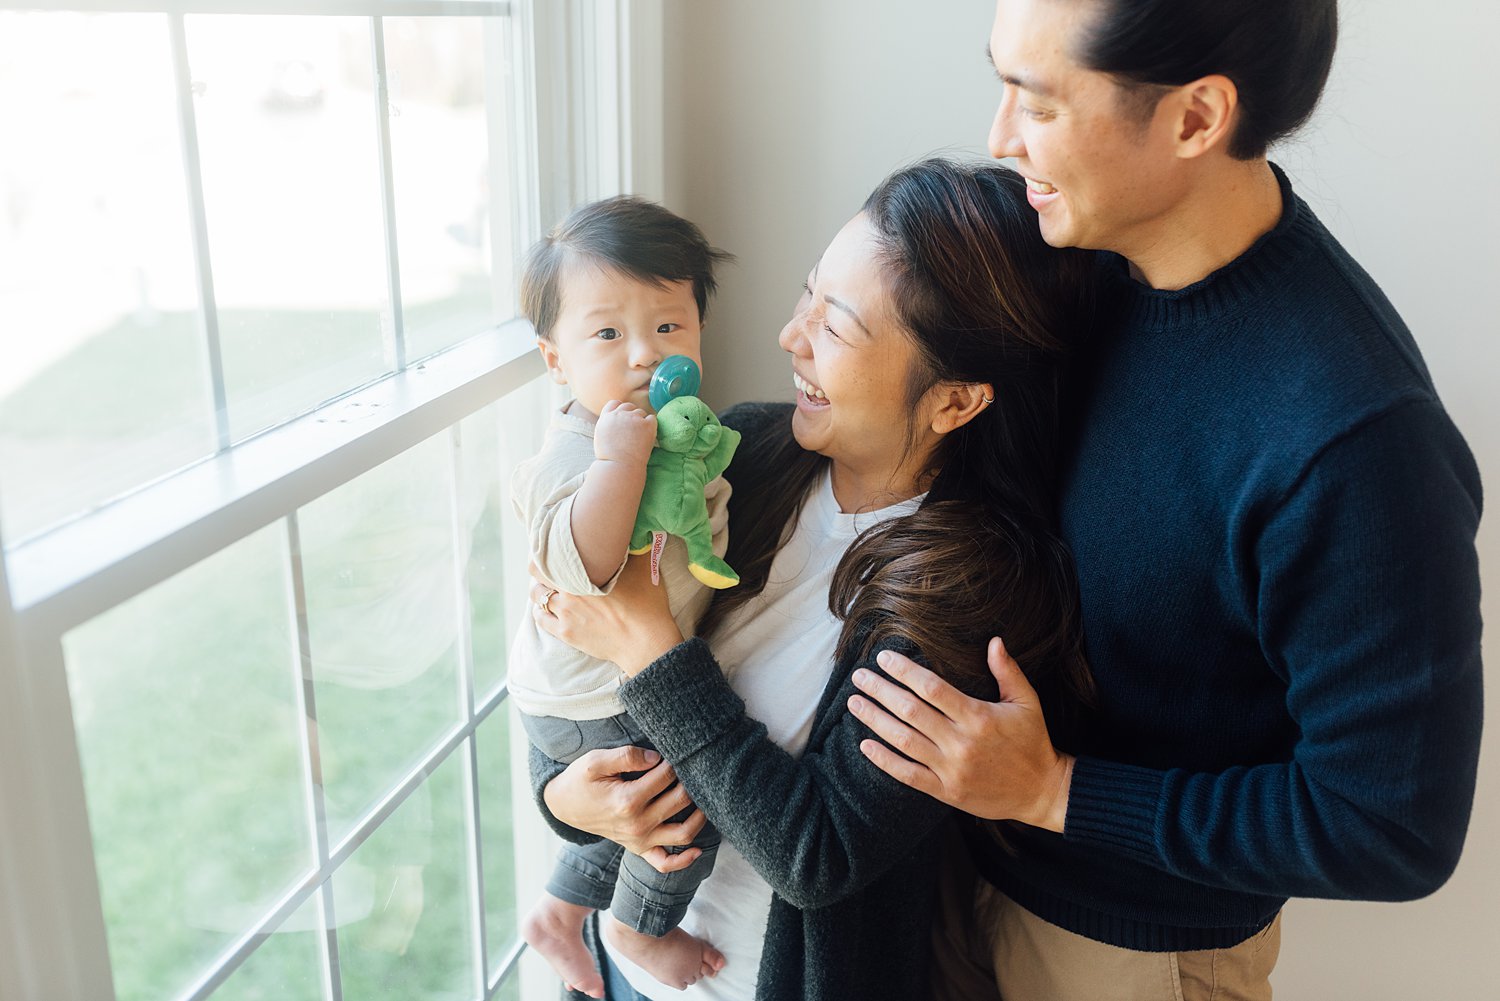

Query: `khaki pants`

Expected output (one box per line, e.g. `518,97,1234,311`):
932,831,1281,1001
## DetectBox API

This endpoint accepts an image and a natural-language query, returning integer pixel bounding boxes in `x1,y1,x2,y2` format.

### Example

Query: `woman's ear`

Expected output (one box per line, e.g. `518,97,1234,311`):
929,382,993,435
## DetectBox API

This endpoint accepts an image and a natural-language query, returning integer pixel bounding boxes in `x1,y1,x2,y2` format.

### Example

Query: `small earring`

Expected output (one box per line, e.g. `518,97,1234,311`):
982,393,995,404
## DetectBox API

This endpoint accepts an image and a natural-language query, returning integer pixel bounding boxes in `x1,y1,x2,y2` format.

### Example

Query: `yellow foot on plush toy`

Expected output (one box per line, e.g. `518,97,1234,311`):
688,560,739,589
628,545,652,555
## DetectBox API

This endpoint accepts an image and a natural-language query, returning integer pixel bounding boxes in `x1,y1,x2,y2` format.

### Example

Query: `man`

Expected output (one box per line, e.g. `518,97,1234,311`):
848,1,1484,997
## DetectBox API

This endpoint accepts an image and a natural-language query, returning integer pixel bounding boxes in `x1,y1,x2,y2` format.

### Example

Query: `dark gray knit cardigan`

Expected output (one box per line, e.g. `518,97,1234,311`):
529,402,954,1001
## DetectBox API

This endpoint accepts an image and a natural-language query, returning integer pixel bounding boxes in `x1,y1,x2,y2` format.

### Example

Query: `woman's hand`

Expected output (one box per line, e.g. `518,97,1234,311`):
543,745,708,872
846,637,1075,833
531,555,684,675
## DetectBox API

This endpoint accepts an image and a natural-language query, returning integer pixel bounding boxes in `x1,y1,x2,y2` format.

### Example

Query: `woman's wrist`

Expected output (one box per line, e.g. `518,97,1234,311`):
619,623,686,677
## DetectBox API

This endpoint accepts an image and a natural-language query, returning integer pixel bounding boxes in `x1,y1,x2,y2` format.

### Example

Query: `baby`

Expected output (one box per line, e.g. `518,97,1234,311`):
509,196,733,997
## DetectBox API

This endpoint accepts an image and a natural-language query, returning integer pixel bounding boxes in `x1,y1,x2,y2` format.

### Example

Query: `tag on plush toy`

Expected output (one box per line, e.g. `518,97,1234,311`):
650,531,666,585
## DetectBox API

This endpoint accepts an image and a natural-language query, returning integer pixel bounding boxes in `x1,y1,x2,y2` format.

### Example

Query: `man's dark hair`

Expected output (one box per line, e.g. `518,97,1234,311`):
1074,0,1339,159
520,196,733,340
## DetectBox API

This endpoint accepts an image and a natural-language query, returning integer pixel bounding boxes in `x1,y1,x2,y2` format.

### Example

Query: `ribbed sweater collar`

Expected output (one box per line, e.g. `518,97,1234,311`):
1103,163,1323,332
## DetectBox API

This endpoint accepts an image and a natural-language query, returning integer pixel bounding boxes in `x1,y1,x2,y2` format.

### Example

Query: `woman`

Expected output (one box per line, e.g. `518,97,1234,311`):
528,158,1097,1001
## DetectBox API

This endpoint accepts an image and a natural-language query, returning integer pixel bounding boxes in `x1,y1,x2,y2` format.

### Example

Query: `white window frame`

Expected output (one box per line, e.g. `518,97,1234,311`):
0,2,665,999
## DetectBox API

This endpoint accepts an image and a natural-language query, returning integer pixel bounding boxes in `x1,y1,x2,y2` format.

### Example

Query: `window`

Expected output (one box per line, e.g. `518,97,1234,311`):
0,3,660,999
0,4,517,544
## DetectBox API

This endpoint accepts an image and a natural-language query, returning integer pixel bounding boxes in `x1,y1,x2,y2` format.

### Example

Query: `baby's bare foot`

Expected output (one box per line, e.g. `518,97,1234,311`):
604,916,726,991
522,895,604,999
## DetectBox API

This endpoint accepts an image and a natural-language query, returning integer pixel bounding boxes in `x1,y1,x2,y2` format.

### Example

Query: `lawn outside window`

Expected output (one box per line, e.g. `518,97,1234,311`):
0,3,665,999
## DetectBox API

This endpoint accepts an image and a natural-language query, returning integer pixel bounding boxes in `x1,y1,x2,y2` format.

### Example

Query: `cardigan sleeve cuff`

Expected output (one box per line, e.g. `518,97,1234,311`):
618,637,745,761
1063,756,1168,868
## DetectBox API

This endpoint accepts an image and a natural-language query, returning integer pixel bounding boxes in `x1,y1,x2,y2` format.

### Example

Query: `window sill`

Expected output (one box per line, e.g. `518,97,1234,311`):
8,318,541,637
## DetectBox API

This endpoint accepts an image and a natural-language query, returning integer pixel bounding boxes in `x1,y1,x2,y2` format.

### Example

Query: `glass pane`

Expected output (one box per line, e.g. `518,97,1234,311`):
478,705,517,973
484,376,554,697
459,403,508,700
336,750,477,1001
61,524,311,1001
185,14,390,440
0,12,213,543
386,16,508,361
492,972,522,1001
300,432,464,845
207,896,324,1001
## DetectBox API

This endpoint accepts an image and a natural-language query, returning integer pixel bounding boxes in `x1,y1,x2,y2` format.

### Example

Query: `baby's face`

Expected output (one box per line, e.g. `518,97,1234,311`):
539,263,703,417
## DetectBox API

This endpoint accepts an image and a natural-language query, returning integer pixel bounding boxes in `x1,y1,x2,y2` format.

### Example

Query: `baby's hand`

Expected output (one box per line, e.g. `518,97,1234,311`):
594,400,657,465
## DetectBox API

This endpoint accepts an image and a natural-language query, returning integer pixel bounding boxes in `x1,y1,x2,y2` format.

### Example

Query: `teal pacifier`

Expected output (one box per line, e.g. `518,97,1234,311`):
649,355,702,411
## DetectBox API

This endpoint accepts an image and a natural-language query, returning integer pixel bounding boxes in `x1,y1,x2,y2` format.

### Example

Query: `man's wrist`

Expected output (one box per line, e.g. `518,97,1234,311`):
1035,753,1075,834
541,770,568,820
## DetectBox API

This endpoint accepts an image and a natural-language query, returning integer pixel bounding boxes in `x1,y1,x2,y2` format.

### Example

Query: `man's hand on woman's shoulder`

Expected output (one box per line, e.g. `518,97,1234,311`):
848,637,1075,833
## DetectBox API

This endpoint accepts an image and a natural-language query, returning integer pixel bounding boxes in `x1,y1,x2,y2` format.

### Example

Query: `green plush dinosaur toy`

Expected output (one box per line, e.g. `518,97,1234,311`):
629,396,741,589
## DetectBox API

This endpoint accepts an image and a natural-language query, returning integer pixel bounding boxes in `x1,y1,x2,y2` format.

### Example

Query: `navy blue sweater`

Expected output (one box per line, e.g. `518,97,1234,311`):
976,166,1485,951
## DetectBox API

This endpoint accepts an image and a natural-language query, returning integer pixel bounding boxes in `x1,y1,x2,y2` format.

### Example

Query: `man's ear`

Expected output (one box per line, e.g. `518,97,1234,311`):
930,382,993,435
536,337,568,385
1164,74,1239,160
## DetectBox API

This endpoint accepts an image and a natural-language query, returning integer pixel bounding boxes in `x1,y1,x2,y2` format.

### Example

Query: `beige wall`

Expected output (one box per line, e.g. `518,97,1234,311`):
661,0,1001,406
658,0,1499,995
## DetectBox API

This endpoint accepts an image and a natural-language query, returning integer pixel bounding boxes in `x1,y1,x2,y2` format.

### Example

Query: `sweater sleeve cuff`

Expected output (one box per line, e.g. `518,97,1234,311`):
618,637,744,761
528,742,603,847
1063,756,1168,868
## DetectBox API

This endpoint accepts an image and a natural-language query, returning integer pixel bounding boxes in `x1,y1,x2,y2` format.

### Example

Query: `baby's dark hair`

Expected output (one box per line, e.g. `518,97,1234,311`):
521,195,733,340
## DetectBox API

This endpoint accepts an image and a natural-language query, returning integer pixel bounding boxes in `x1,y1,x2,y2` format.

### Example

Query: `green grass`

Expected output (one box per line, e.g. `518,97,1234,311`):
335,752,474,1001
19,275,523,1000
0,278,491,543
478,709,518,972
63,524,315,1001
60,405,522,1001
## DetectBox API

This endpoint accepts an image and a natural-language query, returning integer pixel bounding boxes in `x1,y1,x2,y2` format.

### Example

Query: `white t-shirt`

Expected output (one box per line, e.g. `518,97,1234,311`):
606,469,923,1000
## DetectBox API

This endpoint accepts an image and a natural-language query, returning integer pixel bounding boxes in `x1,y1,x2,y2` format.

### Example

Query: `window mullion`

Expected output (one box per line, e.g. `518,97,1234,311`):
163,515,334,1001
449,425,493,997
169,11,232,452
286,511,345,1001
488,940,526,998
483,14,521,322
173,880,324,1001
370,16,407,374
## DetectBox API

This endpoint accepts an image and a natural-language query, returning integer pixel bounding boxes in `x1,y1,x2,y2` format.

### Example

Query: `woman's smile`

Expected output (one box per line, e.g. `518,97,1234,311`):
778,211,944,513
793,370,830,407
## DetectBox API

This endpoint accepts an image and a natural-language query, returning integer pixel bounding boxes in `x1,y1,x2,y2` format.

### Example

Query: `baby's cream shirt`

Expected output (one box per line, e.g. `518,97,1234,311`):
506,403,731,720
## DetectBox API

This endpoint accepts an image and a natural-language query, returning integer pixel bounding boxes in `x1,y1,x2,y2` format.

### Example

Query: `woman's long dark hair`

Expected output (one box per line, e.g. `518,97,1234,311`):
701,158,1098,731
